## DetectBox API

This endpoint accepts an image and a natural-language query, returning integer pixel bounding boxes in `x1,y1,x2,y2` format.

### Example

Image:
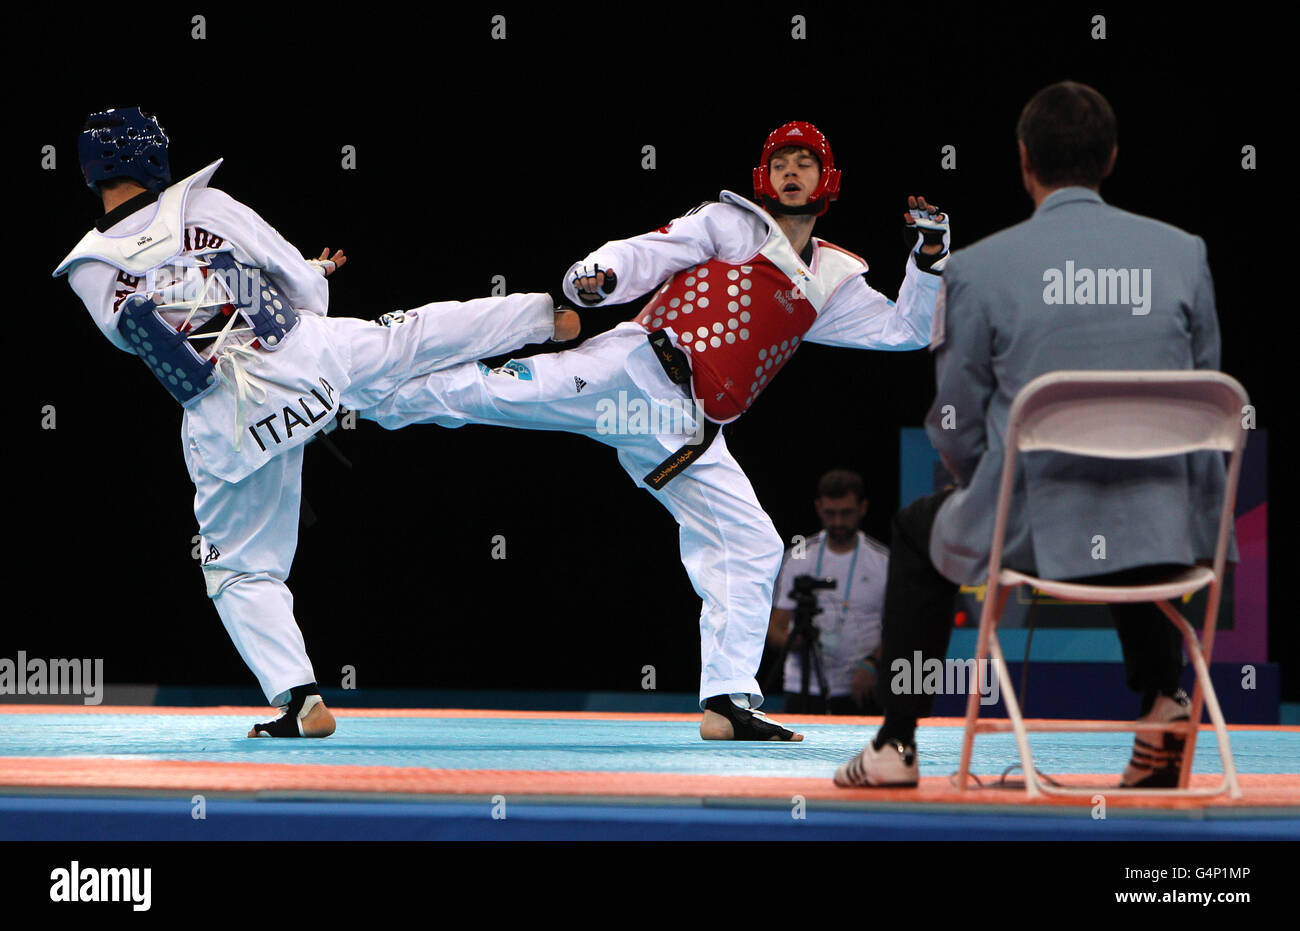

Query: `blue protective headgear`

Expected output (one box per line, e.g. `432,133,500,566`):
78,107,171,193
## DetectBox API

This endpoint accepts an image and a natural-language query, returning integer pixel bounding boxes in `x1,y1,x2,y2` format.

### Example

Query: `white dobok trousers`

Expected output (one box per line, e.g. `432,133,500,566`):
188,295,555,706
365,322,785,707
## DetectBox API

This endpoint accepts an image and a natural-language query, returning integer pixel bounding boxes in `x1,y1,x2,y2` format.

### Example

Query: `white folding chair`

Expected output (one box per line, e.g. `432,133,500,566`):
956,371,1247,799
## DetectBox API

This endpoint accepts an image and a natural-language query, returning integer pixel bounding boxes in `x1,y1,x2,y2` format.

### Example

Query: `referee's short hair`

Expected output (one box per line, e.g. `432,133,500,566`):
1017,81,1117,189
817,469,866,502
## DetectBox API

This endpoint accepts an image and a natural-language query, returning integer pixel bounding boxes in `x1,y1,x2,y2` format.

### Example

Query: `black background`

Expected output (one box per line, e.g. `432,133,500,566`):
13,3,1291,701
3,841,1286,913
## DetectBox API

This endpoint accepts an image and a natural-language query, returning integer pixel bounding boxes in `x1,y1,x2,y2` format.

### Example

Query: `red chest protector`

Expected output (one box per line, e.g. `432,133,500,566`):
635,192,867,423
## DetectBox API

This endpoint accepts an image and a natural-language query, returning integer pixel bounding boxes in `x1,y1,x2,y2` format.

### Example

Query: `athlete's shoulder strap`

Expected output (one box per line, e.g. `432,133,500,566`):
814,238,869,273
718,190,777,236
53,159,224,278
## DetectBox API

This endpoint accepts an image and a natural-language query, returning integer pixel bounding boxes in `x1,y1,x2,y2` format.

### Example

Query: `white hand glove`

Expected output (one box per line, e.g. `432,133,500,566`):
904,197,950,273
570,263,618,305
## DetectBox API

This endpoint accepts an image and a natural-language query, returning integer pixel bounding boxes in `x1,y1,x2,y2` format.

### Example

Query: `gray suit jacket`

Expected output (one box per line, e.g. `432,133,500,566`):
926,187,1232,585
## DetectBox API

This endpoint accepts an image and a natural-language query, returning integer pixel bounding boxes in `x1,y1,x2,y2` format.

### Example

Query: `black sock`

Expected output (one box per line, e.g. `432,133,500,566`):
252,684,321,737
1139,687,1187,717
1139,689,1160,717
702,695,796,740
284,683,321,716
873,714,917,750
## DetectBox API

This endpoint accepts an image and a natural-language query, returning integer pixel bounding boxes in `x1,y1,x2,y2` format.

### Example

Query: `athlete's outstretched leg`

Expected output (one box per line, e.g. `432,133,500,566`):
360,325,647,435
336,292,565,412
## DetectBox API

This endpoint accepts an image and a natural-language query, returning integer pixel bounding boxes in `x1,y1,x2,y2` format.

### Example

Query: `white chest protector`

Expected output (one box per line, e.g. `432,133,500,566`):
720,191,866,310
56,160,344,484
54,160,225,278
55,160,303,412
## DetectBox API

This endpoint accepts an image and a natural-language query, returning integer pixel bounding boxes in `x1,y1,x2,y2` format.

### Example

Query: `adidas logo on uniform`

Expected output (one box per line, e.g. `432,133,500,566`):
574,376,587,393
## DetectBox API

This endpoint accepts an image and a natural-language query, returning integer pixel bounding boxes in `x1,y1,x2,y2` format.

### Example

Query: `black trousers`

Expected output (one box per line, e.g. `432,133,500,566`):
872,489,1186,723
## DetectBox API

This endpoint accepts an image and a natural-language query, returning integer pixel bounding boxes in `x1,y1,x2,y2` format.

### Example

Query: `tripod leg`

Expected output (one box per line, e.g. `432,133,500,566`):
763,639,793,705
812,640,832,714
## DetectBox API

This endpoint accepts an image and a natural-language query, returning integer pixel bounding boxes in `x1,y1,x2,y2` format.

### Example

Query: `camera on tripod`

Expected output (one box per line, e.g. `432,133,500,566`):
762,574,838,711
788,574,835,647
791,574,836,603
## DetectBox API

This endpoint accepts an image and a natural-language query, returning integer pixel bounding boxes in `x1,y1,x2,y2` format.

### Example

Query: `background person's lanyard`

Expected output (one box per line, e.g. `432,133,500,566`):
814,533,859,622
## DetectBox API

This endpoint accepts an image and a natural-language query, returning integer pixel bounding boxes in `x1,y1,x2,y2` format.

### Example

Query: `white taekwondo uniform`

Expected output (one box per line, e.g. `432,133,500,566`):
366,192,939,707
56,161,556,705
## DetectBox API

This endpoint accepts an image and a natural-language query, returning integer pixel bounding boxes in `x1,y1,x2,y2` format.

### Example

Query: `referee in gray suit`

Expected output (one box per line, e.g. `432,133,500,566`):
835,81,1233,789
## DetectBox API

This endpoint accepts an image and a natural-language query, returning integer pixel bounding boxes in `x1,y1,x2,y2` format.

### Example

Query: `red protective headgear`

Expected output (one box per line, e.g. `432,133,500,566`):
752,121,841,217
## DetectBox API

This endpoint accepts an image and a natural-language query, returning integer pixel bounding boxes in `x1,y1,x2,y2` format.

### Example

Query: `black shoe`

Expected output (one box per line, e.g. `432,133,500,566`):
1121,690,1190,788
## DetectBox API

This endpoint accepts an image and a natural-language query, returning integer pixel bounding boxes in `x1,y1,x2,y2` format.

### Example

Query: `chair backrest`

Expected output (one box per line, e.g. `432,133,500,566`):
985,370,1249,586
1010,371,1248,458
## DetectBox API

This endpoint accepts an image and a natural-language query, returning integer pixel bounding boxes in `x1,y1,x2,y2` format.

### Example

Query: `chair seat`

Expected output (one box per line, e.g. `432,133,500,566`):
999,566,1216,603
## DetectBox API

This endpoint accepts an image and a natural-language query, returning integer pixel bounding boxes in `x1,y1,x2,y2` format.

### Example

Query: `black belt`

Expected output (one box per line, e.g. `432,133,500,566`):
643,331,721,490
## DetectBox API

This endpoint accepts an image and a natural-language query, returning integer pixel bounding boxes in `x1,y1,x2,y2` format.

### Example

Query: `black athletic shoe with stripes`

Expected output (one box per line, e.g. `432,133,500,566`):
1121,689,1191,788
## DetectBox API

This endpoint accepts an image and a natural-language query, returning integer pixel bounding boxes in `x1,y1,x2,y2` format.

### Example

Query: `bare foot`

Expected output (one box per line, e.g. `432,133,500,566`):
699,709,804,741
301,700,336,737
553,309,581,341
